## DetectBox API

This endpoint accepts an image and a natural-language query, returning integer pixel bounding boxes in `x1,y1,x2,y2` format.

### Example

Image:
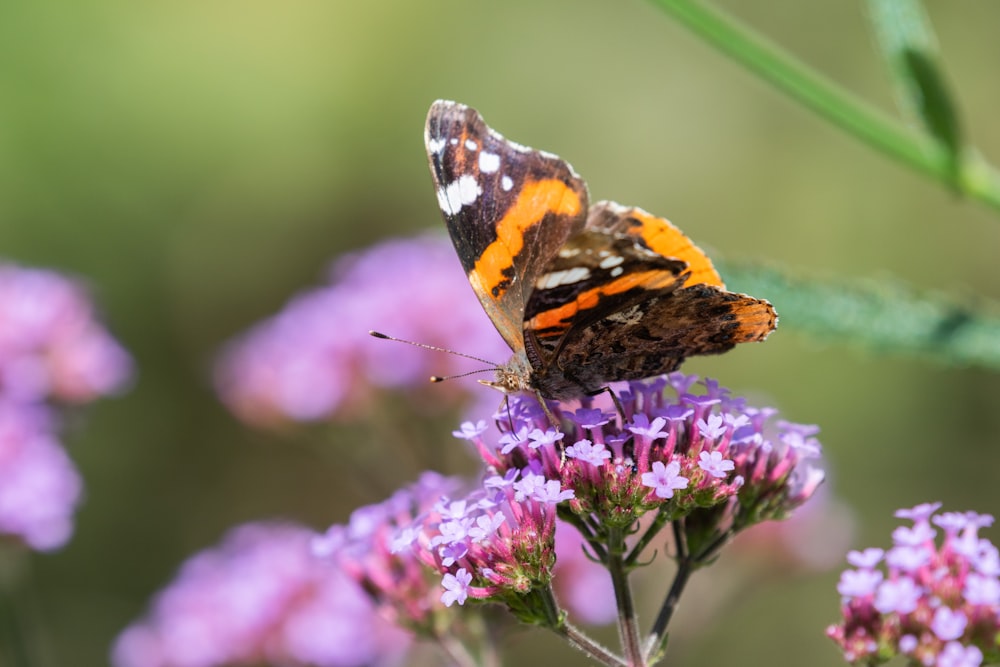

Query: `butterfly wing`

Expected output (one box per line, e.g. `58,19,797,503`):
425,101,589,351
531,201,776,396
549,284,777,393
587,200,725,289
520,229,690,398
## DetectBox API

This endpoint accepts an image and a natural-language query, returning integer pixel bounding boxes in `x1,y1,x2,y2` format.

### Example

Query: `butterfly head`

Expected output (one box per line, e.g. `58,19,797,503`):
479,353,533,395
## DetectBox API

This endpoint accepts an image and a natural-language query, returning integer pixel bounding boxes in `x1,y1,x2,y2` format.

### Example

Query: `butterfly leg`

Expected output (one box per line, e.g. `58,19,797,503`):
593,385,627,422
534,393,562,430
497,394,516,433
497,393,561,432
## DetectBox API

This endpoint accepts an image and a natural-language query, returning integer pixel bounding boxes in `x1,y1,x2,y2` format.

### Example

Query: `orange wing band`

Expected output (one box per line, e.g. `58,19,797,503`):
526,268,679,336
628,210,724,289
469,179,583,298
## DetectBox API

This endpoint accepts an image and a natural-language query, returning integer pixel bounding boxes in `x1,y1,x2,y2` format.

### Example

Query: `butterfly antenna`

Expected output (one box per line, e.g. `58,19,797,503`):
368,331,500,383
428,368,497,383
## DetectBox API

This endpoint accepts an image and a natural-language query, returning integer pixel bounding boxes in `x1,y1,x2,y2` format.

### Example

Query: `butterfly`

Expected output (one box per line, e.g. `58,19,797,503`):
425,100,776,404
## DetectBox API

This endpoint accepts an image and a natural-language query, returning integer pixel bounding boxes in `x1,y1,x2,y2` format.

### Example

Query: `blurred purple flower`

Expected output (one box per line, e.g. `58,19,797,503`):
112,522,409,667
0,263,131,551
0,403,82,551
731,484,856,572
827,504,1000,666
214,234,509,426
0,263,132,404
552,521,616,626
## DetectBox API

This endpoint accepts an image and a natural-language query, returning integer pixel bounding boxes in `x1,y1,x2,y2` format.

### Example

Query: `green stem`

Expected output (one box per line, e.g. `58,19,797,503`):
648,0,1000,212
539,585,626,667
0,547,38,667
607,527,644,666
643,557,693,663
642,521,691,663
464,611,501,667
554,621,628,667
435,634,481,667
624,508,670,567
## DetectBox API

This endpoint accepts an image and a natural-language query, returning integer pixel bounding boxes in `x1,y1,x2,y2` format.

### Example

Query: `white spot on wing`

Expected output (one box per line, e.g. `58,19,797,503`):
465,139,478,151
605,303,641,324
536,267,591,290
599,255,625,269
501,175,514,191
427,137,446,154
449,138,459,146
438,175,482,215
479,152,500,173
609,266,624,277
436,186,452,214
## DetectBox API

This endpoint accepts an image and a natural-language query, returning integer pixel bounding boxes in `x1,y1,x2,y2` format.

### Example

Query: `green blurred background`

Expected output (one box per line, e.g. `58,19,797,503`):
2,0,1000,665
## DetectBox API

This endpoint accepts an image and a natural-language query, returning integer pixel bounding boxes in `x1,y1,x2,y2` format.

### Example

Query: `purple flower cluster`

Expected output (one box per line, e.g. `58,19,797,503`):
313,471,616,634
0,264,131,404
0,263,131,551
827,503,1000,667
312,472,464,636
0,403,82,550
113,522,409,667
403,374,824,613
397,462,571,614
214,234,509,426
464,374,822,535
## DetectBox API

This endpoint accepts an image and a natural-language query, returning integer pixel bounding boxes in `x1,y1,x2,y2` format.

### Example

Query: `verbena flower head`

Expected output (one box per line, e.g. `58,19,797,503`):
413,374,824,614
471,374,819,530
827,504,1000,667
312,472,465,637
0,263,132,405
400,465,571,624
0,402,82,551
113,522,409,667
214,234,508,426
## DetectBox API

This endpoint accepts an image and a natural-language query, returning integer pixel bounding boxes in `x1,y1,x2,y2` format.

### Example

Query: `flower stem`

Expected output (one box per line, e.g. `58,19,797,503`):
607,527,644,666
0,548,38,667
435,634,482,667
644,560,693,662
536,582,563,628
625,508,670,567
642,521,691,662
648,0,1000,213
465,610,501,667
555,621,628,667
539,585,626,667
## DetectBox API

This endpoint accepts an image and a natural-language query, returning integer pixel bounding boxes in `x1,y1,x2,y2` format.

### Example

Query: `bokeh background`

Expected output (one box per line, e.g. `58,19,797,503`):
3,0,1000,665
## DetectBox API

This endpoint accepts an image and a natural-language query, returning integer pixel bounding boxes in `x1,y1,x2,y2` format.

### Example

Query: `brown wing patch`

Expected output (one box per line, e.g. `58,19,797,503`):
586,201,724,289
533,284,776,398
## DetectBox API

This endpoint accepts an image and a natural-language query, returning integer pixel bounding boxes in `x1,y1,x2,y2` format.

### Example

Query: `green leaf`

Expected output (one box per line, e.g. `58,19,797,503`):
866,0,963,181
647,0,1000,213
720,261,1000,370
